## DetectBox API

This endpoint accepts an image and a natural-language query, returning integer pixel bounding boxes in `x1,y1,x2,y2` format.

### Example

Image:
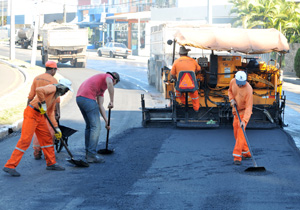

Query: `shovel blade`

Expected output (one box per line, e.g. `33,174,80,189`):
245,166,266,172
67,158,89,167
97,149,114,155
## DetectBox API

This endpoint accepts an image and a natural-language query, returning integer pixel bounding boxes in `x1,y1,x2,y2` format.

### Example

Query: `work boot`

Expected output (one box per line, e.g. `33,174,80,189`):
3,167,21,177
86,154,105,163
242,155,252,160
46,163,65,171
34,150,42,160
234,160,241,165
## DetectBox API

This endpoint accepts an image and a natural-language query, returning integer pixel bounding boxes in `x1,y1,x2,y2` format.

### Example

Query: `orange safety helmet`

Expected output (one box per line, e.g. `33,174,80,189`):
45,61,58,69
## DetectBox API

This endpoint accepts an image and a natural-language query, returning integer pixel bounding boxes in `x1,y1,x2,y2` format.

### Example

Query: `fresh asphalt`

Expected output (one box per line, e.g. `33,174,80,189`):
0,47,300,209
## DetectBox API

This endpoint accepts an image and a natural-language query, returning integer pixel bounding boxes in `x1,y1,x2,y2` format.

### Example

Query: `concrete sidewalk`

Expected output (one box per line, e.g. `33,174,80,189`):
0,57,63,138
282,70,300,85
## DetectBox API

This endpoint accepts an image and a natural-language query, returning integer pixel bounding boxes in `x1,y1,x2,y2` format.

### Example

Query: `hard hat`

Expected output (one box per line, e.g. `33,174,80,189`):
107,72,120,83
59,78,73,92
45,61,58,69
235,71,247,86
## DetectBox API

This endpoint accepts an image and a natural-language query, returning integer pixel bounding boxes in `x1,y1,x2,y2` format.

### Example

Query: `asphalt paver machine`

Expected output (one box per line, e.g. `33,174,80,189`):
142,28,289,128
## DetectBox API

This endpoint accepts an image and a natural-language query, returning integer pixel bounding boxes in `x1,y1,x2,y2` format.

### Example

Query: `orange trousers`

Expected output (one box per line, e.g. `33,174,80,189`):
175,90,200,111
33,121,54,157
4,106,56,169
232,114,251,161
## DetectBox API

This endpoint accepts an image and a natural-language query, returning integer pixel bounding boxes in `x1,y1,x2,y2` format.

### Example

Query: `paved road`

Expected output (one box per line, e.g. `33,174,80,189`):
0,47,300,209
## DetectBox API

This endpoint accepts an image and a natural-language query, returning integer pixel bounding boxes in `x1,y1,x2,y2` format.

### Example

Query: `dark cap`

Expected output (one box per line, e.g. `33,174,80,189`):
107,72,120,83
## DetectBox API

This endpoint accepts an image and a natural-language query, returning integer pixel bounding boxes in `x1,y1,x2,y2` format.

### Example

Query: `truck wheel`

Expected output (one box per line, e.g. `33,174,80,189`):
21,42,29,49
42,54,48,65
75,62,86,68
147,69,155,85
123,56,127,59
110,52,115,58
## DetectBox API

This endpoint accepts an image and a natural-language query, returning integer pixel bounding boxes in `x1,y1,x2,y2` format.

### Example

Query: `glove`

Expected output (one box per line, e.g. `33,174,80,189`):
39,101,47,115
230,99,236,107
54,127,62,140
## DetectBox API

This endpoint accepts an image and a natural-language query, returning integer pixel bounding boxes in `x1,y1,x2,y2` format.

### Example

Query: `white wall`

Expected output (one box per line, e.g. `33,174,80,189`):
177,0,231,8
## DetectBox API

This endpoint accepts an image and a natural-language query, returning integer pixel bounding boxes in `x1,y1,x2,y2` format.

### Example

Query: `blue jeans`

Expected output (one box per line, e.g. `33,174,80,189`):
76,96,101,155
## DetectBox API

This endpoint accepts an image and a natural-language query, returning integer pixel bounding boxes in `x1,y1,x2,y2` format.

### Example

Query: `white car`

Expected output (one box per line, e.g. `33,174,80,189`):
97,42,132,59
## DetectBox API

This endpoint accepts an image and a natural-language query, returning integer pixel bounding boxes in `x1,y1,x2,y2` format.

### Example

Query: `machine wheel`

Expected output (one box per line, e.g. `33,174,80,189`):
98,50,102,57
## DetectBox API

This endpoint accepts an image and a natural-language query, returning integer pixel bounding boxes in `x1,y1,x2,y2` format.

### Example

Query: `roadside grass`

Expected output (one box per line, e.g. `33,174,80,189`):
0,102,26,125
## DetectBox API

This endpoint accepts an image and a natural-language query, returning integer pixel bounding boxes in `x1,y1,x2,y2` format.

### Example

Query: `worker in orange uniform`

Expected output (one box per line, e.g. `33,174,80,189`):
3,78,73,177
27,61,60,160
228,71,253,165
170,46,201,111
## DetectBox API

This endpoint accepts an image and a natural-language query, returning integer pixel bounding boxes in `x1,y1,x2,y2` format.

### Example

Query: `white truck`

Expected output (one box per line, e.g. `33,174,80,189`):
147,22,231,92
41,23,88,68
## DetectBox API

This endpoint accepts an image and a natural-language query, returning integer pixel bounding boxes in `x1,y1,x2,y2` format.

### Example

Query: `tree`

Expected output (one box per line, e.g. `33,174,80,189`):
294,48,300,78
229,0,300,43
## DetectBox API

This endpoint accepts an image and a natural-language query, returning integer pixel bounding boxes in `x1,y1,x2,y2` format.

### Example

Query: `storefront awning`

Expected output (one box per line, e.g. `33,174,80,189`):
77,13,114,28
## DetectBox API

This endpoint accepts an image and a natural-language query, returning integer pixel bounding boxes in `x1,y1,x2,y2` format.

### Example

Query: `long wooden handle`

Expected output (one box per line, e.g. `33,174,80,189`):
233,104,257,167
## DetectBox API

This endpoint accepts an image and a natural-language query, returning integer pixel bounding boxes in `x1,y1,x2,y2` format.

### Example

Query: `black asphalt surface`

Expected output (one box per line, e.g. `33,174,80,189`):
1,126,300,209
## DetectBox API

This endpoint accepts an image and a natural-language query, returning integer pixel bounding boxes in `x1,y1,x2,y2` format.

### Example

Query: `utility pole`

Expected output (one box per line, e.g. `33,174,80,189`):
101,3,106,47
1,0,4,28
31,0,40,67
207,0,212,24
63,1,66,23
9,0,15,60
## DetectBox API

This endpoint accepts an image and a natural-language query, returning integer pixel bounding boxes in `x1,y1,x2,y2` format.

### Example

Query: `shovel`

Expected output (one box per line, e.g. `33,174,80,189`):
97,108,114,155
234,104,266,172
44,113,89,167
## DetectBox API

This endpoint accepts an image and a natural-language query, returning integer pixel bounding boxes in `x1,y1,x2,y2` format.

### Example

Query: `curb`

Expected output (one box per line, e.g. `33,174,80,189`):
0,58,66,140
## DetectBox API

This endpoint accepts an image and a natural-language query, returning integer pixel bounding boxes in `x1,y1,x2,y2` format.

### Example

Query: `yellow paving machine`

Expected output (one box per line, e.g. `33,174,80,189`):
142,28,289,128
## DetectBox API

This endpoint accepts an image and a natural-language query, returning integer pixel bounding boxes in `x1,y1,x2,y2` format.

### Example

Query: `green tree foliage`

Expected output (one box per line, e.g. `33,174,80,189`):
229,0,300,43
294,48,300,77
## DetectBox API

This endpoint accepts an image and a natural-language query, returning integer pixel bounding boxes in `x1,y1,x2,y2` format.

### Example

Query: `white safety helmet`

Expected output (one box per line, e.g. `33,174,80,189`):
59,78,73,92
235,71,247,86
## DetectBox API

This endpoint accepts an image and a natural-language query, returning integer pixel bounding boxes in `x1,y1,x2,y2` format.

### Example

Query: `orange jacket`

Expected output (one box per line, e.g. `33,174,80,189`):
170,56,201,78
29,84,59,127
228,78,253,123
28,73,58,100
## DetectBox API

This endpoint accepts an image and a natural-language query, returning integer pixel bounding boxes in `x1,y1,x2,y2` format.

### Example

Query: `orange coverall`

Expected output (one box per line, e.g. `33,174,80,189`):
228,78,253,162
170,56,201,111
5,85,59,169
28,73,59,157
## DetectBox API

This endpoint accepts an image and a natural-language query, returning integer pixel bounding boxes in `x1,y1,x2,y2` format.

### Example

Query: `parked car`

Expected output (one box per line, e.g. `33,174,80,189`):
97,42,132,59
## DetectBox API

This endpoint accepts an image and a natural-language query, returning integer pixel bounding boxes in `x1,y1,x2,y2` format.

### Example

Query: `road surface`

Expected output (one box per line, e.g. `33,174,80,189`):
0,46,300,209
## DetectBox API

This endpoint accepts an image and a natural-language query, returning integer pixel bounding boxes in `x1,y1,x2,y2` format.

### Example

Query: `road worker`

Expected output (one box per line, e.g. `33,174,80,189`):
3,78,73,177
76,72,120,163
228,71,253,165
170,46,201,111
27,61,60,160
